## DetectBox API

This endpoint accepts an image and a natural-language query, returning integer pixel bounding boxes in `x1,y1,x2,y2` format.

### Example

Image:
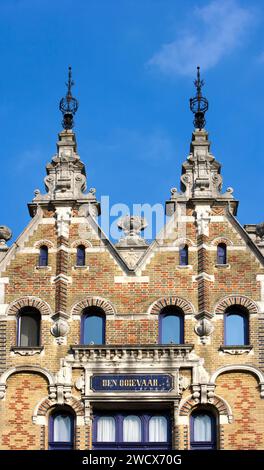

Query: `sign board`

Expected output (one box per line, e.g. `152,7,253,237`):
91,374,173,392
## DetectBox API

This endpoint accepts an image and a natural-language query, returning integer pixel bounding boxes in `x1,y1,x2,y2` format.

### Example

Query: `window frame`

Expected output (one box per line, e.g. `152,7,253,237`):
76,245,86,267
190,409,217,450
217,243,227,265
224,308,249,346
49,409,75,450
93,412,171,450
81,307,106,345
159,307,184,345
17,307,41,347
38,245,49,267
179,244,189,266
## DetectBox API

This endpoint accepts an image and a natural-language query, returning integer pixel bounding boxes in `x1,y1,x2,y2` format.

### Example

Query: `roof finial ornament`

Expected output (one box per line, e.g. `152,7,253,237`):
190,66,209,130
59,66,79,130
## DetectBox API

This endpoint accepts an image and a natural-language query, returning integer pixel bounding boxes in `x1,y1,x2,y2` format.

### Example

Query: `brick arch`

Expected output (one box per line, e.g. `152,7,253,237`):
34,239,55,249
7,296,52,317
214,295,259,315
179,394,232,418
71,297,116,316
148,296,195,315
0,366,55,387
211,237,234,246
71,239,92,249
33,396,84,419
173,237,196,247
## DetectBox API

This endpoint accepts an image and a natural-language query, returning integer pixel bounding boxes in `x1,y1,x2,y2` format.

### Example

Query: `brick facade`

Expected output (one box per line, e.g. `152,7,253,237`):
0,116,264,450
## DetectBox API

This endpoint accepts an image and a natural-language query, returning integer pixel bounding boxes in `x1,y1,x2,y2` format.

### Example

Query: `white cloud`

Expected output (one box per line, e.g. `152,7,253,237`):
148,0,254,76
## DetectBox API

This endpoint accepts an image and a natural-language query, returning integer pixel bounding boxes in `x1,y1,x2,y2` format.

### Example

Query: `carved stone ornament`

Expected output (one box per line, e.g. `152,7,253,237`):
195,318,214,344
117,215,148,247
256,222,264,240
0,225,12,247
51,319,69,338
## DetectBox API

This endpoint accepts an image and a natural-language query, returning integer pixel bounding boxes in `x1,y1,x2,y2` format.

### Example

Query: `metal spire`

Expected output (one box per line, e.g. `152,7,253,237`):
59,66,79,130
189,66,209,130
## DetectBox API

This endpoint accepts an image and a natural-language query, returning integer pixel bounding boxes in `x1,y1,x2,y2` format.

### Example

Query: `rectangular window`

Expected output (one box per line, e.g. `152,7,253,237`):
93,411,171,450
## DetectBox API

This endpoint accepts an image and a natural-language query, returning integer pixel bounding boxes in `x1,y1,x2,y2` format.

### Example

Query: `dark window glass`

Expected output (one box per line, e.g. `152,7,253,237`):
160,307,184,344
76,245,86,266
81,308,105,345
39,245,48,267
179,245,188,266
225,311,248,345
18,308,40,347
191,411,216,450
217,243,227,265
49,410,74,450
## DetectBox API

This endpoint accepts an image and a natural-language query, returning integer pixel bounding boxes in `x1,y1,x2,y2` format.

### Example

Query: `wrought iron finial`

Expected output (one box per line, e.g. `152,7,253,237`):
189,66,208,130
59,66,79,130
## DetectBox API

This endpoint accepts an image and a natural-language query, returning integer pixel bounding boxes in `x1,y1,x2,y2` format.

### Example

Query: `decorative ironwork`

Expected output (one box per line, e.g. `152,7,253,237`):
59,66,79,130
189,66,208,130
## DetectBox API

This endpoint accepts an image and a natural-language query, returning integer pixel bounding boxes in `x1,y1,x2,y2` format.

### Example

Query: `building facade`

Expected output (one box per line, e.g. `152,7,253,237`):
1,69,264,451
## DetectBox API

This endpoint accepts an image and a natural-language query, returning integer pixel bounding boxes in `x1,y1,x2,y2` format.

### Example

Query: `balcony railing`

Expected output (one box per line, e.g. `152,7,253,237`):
70,344,194,364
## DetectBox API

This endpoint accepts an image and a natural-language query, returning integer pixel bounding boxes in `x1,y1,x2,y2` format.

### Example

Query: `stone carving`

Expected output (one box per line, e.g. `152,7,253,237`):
194,318,214,344
31,130,100,215
0,226,12,249
55,207,72,238
194,206,211,236
256,222,264,240
179,375,190,394
119,249,144,269
51,319,69,339
117,215,148,247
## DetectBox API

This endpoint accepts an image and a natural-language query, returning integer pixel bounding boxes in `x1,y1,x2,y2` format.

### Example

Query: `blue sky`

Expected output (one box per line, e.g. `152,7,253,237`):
0,0,263,242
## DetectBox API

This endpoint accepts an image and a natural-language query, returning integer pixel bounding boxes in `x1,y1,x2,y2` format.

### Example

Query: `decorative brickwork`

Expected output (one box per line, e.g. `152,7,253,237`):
71,297,116,316
215,295,259,315
7,296,52,317
148,297,194,315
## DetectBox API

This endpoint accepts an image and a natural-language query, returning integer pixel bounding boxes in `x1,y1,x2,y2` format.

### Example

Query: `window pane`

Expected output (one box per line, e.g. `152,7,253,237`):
179,246,188,266
39,246,48,266
83,315,104,345
161,314,182,344
225,313,246,345
97,417,115,442
123,415,141,442
77,246,85,266
193,413,212,442
217,244,226,264
54,414,72,442
149,416,167,442
20,315,39,347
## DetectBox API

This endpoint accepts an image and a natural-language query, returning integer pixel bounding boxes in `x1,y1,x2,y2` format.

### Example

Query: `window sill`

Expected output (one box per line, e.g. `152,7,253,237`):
215,264,230,269
176,265,192,270
11,346,44,356
35,266,52,271
219,345,253,355
72,265,89,271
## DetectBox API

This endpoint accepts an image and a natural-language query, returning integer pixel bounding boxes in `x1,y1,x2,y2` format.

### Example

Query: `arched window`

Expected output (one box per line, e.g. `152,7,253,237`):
97,416,116,442
225,307,249,345
39,245,48,267
190,410,217,450
217,243,227,265
49,409,74,450
149,416,168,442
81,307,105,345
76,245,86,267
159,307,184,344
179,245,189,266
17,307,41,347
123,415,141,442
